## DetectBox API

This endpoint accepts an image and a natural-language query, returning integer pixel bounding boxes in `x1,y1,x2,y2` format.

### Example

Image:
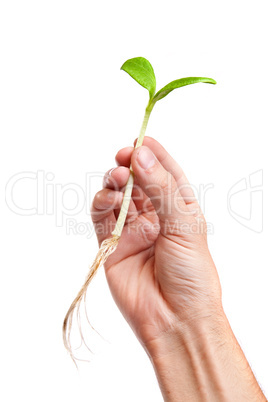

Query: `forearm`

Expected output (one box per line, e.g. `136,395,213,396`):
146,311,266,401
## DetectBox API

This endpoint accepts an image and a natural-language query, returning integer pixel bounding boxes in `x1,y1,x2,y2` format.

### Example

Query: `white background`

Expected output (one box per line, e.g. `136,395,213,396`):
1,0,267,400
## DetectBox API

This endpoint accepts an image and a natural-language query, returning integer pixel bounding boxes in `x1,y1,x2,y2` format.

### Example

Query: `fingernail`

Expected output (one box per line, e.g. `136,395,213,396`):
108,167,116,177
137,147,156,170
103,168,116,186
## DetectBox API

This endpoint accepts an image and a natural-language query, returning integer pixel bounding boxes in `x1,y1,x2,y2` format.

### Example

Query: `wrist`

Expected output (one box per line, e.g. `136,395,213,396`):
145,306,227,361
145,308,265,401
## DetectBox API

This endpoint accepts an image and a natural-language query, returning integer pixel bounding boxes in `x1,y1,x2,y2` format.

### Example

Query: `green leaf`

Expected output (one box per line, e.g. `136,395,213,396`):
148,77,217,110
121,57,156,100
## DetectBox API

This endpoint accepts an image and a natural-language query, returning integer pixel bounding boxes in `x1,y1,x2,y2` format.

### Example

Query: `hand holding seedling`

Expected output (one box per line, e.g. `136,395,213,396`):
92,138,265,401
63,57,216,357
63,57,266,401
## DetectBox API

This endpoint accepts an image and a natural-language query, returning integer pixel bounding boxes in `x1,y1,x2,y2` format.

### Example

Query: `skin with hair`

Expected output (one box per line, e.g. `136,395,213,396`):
63,57,266,399
91,136,266,401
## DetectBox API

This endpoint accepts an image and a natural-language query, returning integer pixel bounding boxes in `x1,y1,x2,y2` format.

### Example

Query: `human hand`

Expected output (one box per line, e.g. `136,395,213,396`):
91,136,222,351
91,137,266,401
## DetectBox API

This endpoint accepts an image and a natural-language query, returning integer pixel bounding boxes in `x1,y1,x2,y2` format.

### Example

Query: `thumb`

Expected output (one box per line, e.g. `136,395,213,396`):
131,146,189,231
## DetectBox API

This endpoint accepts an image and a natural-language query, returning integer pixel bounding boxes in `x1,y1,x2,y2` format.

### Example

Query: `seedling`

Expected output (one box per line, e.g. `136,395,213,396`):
63,57,216,362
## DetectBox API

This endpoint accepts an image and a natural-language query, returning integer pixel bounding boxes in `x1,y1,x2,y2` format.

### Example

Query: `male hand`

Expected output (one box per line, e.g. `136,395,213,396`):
91,137,266,401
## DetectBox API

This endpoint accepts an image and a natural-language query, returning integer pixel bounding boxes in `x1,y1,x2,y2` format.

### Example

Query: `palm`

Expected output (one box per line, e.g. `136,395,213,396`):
104,207,217,347
102,191,207,344
104,200,169,343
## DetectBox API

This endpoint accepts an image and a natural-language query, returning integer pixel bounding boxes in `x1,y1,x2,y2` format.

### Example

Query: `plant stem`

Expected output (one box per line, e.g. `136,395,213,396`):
112,106,152,237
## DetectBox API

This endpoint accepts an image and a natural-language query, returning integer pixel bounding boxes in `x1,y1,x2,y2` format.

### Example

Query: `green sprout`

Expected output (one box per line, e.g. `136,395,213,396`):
112,56,216,237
